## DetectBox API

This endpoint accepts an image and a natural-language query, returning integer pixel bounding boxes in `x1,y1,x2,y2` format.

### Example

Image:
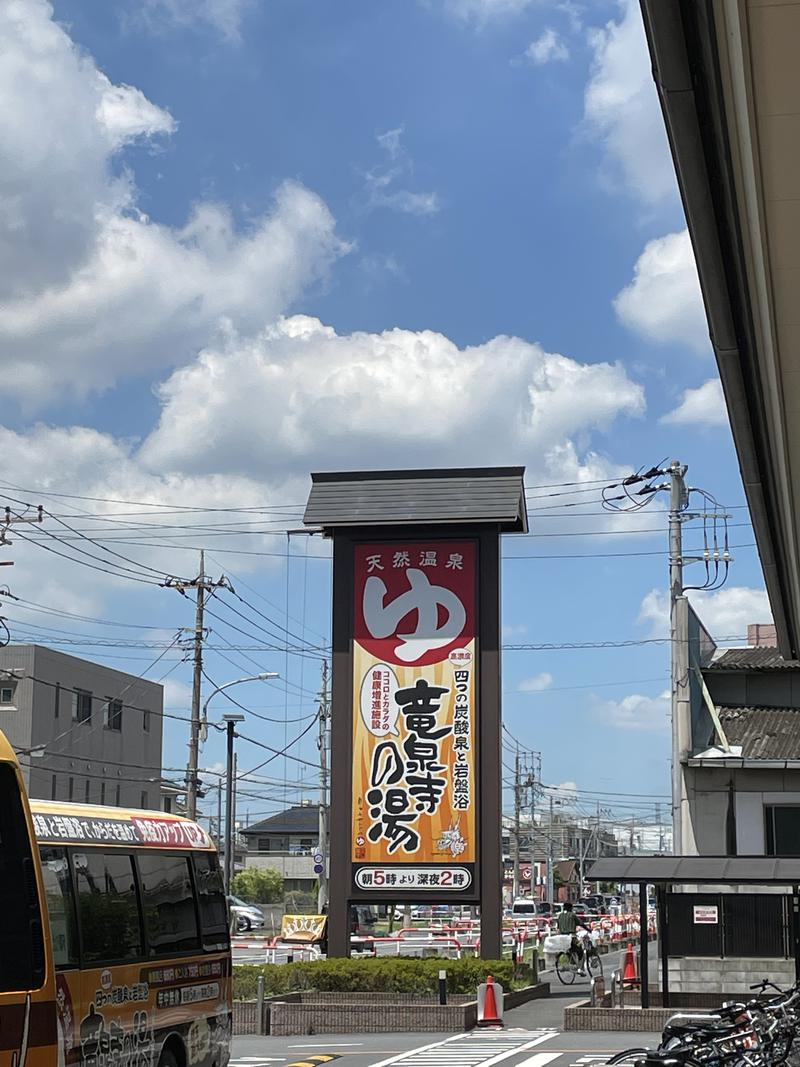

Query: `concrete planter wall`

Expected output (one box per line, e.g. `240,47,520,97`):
233,982,549,1036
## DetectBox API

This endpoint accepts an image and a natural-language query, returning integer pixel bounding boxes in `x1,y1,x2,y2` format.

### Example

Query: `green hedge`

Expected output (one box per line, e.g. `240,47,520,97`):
234,957,521,999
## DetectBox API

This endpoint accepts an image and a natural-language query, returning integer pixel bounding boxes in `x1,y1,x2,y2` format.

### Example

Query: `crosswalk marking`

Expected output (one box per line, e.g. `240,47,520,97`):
369,1029,557,1067
514,1055,562,1067
229,1060,285,1066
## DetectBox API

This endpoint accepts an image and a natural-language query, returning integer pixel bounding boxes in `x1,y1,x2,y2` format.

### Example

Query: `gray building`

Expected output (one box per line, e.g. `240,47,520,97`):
0,644,164,810
241,802,319,893
682,636,800,856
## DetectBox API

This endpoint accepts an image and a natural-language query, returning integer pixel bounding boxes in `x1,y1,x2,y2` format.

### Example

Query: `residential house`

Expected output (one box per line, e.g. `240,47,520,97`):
241,801,319,894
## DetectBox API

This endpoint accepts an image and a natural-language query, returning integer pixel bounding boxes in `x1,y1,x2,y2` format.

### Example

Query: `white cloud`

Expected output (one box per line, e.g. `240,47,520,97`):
365,126,440,217
502,623,528,638
443,0,536,23
0,0,174,299
0,423,284,613
96,77,177,143
662,378,728,427
0,0,348,406
614,230,708,353
518,672,553,692
526,29,569,65
598,690,669,731
137,0,252,42
584,0,674,204
639,587,773,640
550,780,579,803
162,678,193,710
139,315,646,478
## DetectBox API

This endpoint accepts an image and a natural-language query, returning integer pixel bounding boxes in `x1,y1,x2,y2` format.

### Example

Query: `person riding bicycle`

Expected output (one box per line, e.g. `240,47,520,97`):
556,902,592,975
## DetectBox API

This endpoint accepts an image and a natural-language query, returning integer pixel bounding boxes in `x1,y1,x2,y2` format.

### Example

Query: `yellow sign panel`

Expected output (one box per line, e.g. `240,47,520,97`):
350,541,477,895
280,914,327,942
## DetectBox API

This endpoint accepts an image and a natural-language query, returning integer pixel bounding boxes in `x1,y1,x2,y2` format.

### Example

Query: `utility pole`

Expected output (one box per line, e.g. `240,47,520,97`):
512,749,521,900
668,461,689,854
223,713,244,893
629,815,636,854
546,794,555,905
217,780,223,846
168,550,230,819
318,660,330,913
656,802,663,852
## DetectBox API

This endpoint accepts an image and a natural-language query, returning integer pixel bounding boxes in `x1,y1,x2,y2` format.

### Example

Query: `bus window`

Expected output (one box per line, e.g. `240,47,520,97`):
39,846,78,968
74,851,143,963
138,852,199,957
0,763,45,991
193,851,229,951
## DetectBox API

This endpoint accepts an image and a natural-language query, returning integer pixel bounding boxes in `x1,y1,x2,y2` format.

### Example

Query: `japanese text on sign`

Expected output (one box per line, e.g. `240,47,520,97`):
352,541,477,889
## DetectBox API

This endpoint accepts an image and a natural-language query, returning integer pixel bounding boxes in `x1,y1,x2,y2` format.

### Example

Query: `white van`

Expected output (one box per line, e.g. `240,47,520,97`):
511,898,537,918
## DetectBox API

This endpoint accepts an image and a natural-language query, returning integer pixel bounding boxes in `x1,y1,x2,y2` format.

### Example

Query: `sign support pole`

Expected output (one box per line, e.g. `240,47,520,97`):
478,528,502,959
328,532,355,957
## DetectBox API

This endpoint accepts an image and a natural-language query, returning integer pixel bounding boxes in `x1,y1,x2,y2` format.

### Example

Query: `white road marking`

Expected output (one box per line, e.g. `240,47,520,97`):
368,1030,558,1067
287,1045,364,1049
513,1055,561,1067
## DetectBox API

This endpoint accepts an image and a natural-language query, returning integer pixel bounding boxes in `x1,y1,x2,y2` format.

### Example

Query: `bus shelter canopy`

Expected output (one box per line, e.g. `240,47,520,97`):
587,855,800,884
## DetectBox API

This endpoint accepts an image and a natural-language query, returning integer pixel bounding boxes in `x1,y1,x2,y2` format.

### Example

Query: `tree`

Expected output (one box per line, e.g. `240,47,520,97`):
231,867,283,904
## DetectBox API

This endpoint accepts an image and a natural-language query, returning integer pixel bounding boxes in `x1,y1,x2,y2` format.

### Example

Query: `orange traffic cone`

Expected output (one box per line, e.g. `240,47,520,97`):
622,942,638,988
479,975,503,1027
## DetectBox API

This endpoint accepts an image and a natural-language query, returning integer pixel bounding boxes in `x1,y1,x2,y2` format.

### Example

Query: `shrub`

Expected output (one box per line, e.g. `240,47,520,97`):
233,957,518,999
283,890,317,912
231,867,283,904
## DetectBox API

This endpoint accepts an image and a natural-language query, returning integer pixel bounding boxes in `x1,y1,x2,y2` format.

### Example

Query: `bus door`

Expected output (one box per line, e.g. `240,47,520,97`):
0,752,56,1067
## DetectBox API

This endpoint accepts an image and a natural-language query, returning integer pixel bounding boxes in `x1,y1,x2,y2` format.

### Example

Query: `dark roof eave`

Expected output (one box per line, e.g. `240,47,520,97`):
588,854,800,883
639,0,799,659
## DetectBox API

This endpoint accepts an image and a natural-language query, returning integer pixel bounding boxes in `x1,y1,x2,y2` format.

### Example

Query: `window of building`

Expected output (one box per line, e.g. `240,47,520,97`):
51,774,57,801
100,783,105,806
115,783,121,806
765,806,800,855
193,852,229,951
38,847,78,968
73,851,142,963
54,681,60,718
140,791,148,809
72,689,92,724
68,778,74,801
0,683,16,707
84,781,90,804
163,797,172,814
137,853,199,957
143,708,150,733
103,698,123,732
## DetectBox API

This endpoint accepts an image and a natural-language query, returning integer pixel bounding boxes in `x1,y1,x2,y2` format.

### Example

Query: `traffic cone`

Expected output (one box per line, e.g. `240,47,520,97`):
479,975,503,1027
622,942,638,987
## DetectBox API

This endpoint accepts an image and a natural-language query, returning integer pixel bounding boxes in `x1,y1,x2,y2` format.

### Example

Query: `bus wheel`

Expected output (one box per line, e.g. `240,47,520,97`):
158,1046,180,1067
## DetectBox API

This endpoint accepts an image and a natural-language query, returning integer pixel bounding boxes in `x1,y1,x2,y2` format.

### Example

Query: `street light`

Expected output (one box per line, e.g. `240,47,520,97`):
222,713,245,894
200,672,279,892
200,672,279,743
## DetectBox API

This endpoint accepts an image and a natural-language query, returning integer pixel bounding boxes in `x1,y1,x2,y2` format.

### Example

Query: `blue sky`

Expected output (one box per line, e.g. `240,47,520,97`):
1,0,771,832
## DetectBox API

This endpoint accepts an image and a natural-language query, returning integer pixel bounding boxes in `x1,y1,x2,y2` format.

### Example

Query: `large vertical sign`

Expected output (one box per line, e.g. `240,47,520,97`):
350,540,477,897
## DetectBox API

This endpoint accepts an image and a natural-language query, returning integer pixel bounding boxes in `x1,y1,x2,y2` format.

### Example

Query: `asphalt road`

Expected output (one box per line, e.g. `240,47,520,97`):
230,1026,660,1067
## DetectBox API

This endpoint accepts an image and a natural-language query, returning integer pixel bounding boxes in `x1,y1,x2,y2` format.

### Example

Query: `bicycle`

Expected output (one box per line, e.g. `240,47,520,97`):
555,933,603,985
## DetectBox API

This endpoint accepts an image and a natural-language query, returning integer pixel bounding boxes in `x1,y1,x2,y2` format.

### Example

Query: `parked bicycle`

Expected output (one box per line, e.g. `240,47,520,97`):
607,978,800,1067
555,932,603,985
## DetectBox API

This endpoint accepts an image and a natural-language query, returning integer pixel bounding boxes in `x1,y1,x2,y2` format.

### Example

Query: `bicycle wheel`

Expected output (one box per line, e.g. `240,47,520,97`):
588,949,603,977
556,951,577,984
605,1051,649,1067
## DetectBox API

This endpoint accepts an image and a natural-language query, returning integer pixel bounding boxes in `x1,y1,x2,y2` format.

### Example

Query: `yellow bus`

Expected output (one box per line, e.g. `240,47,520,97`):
0,731,232,1067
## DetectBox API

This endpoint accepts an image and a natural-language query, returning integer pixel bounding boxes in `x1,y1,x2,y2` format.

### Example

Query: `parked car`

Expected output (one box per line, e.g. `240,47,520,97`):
227,895,265,932
511,898,538,917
